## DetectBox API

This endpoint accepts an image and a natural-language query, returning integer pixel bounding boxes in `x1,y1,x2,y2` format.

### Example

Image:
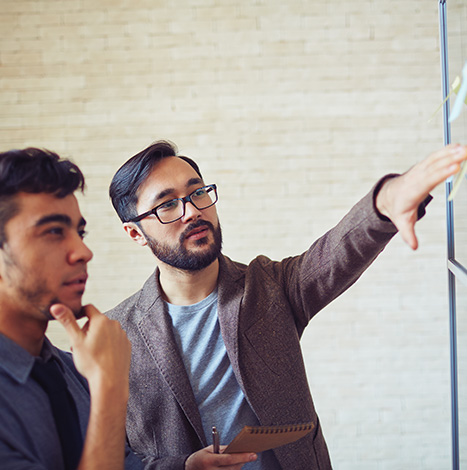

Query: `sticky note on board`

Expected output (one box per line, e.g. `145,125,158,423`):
429,75,462,122
449,61,467,122
446,61,467,201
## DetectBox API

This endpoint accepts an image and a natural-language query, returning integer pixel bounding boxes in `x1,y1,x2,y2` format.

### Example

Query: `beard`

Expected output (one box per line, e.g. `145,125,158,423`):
1,247,84,321
143,219,223,272
39,298,85,321
40,301,86,321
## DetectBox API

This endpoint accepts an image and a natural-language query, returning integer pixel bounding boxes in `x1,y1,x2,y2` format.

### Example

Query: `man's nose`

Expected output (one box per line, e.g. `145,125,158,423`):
68,236,93,264
181,200,203,223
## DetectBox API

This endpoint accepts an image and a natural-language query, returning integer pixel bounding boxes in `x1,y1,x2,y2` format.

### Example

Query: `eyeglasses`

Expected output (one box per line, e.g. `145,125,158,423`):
129,184,218,224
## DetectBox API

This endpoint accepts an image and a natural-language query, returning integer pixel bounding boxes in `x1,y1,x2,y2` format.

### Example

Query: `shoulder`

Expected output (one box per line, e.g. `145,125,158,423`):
105,270,159,324
106,289,142,321
218,253,275,283
219,253,275,273
219,253,286,287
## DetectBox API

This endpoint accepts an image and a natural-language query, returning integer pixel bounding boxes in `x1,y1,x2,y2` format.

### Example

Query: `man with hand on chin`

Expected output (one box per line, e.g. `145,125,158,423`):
0,148,142,470
108,141,467,469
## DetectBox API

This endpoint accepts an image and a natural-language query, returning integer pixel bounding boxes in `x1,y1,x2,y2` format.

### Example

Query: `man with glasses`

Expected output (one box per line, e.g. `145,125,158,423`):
107,140,467,470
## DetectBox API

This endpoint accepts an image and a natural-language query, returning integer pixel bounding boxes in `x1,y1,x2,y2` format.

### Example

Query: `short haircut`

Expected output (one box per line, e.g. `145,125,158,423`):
0,147,85,247
109,140,203,223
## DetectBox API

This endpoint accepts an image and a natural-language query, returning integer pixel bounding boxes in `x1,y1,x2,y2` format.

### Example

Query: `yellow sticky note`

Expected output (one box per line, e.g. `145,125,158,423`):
429,76,461,122
449,61,467,122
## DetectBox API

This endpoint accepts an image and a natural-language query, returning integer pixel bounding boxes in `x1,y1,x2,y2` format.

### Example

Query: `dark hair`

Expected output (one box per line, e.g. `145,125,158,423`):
109,140,203,222
0,147,85,247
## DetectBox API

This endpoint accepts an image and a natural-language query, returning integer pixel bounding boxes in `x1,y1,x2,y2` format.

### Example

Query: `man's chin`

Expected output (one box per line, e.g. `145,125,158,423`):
73,306,86,319
147,220,223,272
43,299,85,320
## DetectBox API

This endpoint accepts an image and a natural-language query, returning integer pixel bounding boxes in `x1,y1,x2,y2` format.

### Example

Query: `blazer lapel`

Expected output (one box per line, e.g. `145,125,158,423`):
135,272,206,444
216,256,247,392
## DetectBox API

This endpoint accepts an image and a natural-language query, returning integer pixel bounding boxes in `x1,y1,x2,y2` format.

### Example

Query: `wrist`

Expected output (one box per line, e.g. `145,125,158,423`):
373,174,399,221
88,375,129,407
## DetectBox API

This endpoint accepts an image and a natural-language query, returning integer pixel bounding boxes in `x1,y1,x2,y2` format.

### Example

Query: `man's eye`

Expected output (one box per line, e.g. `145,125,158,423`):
158,200,179,212
79,230,88,239
193,188,207,198
48,227,64,236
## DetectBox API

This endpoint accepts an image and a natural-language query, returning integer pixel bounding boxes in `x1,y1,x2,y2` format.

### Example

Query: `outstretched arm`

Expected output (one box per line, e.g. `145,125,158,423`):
50,303,133,470
375,143,467,250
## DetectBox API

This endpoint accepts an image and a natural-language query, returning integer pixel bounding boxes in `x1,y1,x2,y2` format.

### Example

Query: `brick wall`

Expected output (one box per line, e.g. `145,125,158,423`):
0,0,453,467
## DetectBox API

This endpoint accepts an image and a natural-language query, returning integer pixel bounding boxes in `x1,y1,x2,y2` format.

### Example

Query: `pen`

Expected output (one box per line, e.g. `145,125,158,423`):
212,426,220,454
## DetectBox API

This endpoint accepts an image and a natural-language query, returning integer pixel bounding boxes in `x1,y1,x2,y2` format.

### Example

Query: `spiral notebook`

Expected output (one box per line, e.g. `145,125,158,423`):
223,422,314,454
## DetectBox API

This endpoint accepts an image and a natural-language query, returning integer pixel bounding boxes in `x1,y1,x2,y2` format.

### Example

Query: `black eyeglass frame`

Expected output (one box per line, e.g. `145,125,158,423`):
128,184,218,224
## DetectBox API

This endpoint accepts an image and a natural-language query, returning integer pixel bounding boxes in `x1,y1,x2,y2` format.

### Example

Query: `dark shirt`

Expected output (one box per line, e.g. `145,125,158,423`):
0,332,142,470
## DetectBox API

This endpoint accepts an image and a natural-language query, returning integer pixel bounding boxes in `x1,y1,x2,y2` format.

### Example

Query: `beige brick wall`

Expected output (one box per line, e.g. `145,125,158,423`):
0,0,457,467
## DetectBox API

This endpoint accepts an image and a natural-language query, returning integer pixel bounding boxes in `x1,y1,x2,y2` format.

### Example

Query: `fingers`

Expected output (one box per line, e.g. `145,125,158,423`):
49,303,111,352
185,447,257,469
374,144,467,251
211,451,257,467
56,304,131,389
398,144,466,250
420,144,467,190
80,304,100,319
425,143,466,166
49,303,83,344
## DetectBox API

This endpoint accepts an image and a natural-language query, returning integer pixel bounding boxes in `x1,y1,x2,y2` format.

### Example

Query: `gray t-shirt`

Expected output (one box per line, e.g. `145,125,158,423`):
167,289,280,469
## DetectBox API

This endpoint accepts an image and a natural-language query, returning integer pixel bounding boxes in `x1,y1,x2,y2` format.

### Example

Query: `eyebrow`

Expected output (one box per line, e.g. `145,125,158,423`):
152,177,203,204
35,214,87,229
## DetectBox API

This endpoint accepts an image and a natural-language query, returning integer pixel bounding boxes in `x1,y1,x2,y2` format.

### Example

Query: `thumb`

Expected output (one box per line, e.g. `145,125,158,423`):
49,304,83,344
397,222,419,251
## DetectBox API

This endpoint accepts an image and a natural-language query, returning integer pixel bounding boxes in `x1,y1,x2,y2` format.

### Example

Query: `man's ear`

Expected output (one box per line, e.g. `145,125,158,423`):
123,222,148,247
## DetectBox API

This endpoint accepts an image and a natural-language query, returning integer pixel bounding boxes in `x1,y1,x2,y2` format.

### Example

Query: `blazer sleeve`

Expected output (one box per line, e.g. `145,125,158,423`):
253,180,400,333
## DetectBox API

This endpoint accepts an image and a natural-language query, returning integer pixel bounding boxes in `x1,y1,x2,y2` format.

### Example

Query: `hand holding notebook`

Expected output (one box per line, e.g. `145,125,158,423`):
221,422,314,454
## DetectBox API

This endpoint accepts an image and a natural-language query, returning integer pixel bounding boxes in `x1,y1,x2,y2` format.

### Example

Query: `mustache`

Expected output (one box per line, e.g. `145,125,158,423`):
179,219,215,243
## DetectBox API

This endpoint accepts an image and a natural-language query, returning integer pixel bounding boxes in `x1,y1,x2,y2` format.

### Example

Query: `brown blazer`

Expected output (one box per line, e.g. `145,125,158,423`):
106,187,400,469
